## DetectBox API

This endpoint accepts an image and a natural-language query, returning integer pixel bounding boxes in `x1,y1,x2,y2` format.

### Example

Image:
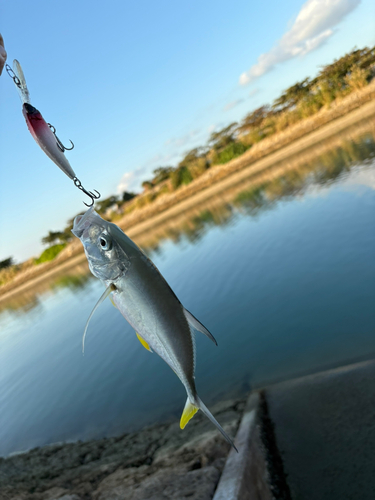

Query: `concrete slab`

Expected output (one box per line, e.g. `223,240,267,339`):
266,359,375,500
213,393,273,500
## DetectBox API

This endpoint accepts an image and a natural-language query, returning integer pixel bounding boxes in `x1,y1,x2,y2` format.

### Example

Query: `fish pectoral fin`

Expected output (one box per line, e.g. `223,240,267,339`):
180,398,199,429
183,308,218,346
109,295,117,308
82,284,115,354
136,332,153,352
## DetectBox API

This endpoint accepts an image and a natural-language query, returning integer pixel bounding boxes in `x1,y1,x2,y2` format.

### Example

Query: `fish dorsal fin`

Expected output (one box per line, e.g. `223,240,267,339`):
136,332,153,352
82,284,115,354
180,398,199,429
183,308,217,346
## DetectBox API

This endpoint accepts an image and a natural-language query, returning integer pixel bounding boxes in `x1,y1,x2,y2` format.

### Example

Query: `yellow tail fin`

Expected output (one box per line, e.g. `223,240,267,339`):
180,398,199,429
136,332,152,352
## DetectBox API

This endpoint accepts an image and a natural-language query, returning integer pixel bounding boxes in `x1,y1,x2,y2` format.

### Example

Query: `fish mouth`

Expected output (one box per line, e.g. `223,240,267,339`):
71,207,95,238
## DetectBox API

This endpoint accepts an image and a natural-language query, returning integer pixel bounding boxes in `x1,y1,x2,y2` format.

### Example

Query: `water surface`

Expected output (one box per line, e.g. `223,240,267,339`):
1,119,375,457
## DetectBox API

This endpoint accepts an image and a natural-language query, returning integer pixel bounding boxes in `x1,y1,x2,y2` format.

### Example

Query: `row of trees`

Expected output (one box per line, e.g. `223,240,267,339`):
139,46,375,193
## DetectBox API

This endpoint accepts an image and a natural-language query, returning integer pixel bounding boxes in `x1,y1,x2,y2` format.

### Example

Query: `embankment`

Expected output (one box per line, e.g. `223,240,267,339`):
1,84,375,304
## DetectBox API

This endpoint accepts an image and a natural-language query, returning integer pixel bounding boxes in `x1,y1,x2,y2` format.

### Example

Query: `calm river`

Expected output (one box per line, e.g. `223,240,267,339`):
1,118,375,457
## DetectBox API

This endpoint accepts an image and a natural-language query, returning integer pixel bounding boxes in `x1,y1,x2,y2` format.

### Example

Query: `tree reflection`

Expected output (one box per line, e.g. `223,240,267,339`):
136,121,375,256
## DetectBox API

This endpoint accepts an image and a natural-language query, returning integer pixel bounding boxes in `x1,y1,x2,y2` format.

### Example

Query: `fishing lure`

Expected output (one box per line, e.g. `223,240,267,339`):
6,60,100,206
72,207,238,451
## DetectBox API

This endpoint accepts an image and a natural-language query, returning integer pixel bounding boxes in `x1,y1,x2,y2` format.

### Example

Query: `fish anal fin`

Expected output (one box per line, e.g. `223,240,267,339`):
136,332,152,352
180,398,199,429
183,308,218,346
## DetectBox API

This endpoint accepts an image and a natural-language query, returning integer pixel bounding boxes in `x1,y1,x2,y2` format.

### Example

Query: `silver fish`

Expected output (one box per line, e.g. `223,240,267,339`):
72,207,237,450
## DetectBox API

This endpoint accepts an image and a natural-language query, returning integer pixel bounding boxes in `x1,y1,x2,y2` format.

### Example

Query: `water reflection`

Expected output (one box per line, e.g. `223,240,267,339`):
0,262,92,315
1,117,374,315
136,117,375,254
1,116,375,457
51,271,92,292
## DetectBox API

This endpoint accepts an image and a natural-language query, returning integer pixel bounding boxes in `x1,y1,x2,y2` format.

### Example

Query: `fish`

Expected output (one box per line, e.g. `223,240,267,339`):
72,207,237,451
11,59,76,180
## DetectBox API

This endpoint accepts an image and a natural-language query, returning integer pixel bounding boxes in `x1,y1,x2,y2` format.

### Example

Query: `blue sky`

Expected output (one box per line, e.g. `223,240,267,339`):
0,0,374,262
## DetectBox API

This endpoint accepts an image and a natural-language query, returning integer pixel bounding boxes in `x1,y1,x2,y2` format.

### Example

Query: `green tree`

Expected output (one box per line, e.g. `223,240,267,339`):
35,244,66,265
0,257,14,270
209,123,238,152
42,230,67,246
170,166,193,190
272,79,312,112
142,180,154,191
122,191,136,202
152,166,174,185
345,65,370,91
213,142,248,165
238,106,270,133
178,147,208,166
177,148,209,179
315,47,373,101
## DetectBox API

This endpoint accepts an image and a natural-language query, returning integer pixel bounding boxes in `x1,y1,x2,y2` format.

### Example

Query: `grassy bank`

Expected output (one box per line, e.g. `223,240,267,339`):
0,97,374,304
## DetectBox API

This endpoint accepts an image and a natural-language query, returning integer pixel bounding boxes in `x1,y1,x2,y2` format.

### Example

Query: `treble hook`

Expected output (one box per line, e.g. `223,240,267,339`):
48,123,74,152
73,177,101,207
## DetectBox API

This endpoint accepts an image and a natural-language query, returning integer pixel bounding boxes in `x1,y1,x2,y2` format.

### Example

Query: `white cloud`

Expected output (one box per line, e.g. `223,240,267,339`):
223,99,245,111
239,0,361,85
164,129,200,148
117,168,146,193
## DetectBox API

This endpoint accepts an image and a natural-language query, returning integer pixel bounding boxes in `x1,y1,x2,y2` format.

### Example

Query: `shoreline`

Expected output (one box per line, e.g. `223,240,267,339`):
0,398,245,500
3,359,375,499
1,91,375,304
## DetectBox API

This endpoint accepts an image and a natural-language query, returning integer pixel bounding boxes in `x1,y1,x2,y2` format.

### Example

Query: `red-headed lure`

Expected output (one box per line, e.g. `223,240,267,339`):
6,60,100,206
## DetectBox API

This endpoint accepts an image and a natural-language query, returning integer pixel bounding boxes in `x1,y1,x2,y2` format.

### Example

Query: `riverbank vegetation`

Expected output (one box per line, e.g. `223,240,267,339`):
134,124,375,254
1,45,374,288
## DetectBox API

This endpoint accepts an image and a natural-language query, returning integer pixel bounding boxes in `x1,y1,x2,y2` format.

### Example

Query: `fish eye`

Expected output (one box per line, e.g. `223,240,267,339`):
98,235,112,251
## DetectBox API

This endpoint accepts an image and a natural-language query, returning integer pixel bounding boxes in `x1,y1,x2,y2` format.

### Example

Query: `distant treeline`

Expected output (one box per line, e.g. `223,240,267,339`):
138,45,375,192
108,45,375,216
1,45,374,282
